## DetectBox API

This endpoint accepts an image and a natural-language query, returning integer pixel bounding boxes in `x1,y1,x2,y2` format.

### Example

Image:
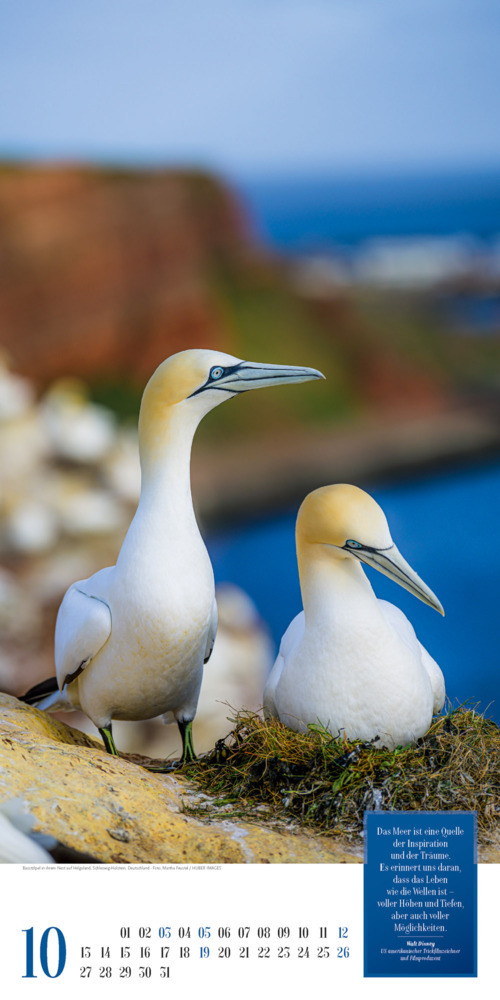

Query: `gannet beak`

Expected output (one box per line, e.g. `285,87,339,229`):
348,542,445,615
227,361,325,391
189,360,325,397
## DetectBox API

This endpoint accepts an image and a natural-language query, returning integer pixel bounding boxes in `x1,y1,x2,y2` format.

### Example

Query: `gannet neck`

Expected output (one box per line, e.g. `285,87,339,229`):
138,397,201,497
296,538,378,631
117,400,205,572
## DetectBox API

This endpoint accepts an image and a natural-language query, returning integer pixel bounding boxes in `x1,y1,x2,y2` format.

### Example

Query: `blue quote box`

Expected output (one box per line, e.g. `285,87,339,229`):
364,811,477,977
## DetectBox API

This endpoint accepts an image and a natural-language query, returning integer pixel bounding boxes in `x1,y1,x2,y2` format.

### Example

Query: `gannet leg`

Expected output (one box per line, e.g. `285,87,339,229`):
99,724,120,756
178,719,196,764
143,719,197,772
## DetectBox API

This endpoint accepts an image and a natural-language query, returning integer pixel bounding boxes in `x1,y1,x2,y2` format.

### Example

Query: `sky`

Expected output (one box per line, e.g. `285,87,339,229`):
1,0,500,177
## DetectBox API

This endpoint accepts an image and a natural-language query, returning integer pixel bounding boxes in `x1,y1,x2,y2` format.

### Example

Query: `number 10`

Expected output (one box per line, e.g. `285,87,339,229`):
22,927,67,978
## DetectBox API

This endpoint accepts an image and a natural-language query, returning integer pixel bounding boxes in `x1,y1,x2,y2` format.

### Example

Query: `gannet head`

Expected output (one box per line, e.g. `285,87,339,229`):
138,349,324,465
141,348,324,418
297,484,444,614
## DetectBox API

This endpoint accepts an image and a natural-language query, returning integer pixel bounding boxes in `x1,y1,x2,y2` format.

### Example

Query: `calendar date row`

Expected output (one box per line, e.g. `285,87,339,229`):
80,943,350,976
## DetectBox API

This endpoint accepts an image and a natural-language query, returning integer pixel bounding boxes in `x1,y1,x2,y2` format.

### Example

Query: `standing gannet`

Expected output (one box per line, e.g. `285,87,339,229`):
264,484,445,749
22,349,324,766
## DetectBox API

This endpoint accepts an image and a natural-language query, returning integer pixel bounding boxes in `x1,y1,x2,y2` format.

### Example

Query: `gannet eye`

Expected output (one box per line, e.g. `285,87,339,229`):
210,366,224,381
346,539,363,549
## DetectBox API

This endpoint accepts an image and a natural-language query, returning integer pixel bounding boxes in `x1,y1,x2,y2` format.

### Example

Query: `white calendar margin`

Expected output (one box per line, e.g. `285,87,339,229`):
1,861,495,998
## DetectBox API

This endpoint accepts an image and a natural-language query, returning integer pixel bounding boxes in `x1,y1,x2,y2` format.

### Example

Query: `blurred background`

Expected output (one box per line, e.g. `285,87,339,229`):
1,1,500,754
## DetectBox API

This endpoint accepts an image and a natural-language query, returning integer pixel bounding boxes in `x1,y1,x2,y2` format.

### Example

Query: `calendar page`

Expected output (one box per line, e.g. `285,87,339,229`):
0,854,496,997
2,6,499,1000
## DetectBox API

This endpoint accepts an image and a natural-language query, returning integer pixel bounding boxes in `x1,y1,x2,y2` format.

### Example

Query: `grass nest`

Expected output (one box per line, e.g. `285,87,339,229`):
184,706,500,842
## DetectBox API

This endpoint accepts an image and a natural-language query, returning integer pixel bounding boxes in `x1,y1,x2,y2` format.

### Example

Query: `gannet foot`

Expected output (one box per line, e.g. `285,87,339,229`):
142,720,197,773
99,725,120,757
143,759,183,773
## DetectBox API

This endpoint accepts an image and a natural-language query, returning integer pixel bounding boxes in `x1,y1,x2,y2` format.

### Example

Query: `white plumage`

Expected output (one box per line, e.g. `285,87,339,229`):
0,799,56,864
26,349,323,764
111,583,274,758
264,484,445,749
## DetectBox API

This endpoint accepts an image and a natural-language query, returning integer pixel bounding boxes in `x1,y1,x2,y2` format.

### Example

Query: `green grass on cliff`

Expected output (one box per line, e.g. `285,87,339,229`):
184,706,500,841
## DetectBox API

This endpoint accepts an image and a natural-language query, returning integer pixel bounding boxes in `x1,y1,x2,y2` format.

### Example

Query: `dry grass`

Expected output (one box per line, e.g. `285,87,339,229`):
184,706,500,842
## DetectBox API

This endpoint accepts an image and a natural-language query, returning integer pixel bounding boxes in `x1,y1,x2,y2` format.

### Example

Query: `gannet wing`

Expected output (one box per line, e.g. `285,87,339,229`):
418,643,446,713
278,610,305,660
378,599,445,712
263,611,304,719
204,599,218,664
378,598,421,651
55,581,112,690
263,656,282,719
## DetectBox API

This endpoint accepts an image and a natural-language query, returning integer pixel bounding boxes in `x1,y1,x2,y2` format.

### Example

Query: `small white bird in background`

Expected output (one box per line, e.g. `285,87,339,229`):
0,351,35,422
22,349,324,767
40,377,116,464
0,356,49,500
264,484,445,749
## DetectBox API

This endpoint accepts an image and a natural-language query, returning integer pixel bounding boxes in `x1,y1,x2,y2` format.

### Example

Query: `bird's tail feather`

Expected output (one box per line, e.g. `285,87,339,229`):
20,677,59,705
20,677,72,712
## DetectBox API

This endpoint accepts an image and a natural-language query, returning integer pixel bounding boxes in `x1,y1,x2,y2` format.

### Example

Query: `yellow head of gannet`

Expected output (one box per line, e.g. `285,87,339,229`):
296,484,444,614
22,348,324,768
264,484,445,749
137,347,322,436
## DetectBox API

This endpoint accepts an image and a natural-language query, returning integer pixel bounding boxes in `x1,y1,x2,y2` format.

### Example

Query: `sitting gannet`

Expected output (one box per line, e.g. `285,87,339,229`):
22,349,323,765
264,484,445,749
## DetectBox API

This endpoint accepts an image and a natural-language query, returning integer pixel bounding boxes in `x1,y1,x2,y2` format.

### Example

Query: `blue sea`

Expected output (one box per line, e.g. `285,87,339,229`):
236,166,500,254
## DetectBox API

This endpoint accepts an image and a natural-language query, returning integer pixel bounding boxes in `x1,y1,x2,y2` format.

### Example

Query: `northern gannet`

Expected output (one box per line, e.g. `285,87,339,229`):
22,349,324,765
264,484,445,749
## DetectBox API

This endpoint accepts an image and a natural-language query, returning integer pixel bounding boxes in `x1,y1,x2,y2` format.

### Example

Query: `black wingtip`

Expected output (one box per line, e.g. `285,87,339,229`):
20,677,59,705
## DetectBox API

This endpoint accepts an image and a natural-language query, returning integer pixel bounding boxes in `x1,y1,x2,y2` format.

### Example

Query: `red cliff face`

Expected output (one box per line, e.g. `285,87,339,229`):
0,165,250,385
